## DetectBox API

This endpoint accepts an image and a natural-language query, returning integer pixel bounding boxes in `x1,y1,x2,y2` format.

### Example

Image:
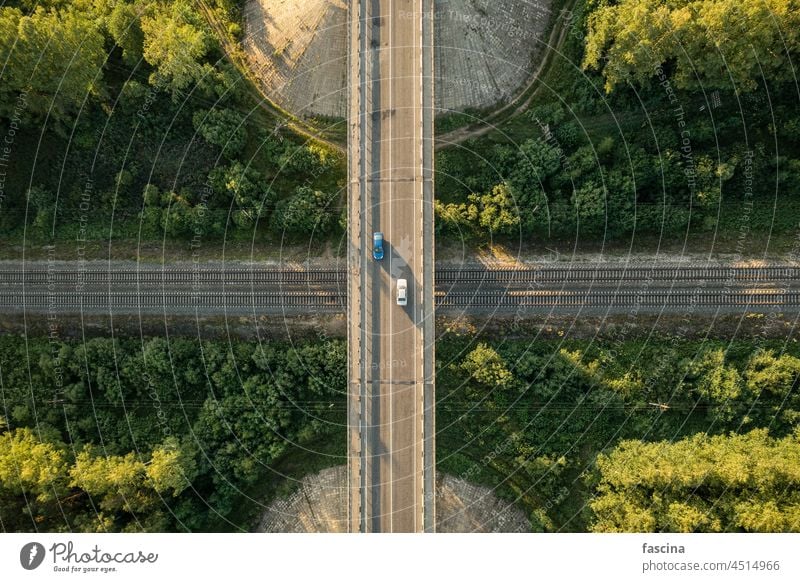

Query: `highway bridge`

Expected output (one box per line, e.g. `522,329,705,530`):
347,0,435,532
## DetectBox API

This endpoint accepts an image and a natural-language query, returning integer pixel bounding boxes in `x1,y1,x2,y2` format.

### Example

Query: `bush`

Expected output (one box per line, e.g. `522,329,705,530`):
271,186,338,237
192,108,247,156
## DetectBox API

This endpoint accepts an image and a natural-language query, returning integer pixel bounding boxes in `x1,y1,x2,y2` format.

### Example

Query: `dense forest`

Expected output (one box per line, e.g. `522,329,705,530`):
436,337,800,531
435,0,800,245
591,429,800,532
2,0,798,249
2,334,799,532
0,336,346,531
0,0,344,245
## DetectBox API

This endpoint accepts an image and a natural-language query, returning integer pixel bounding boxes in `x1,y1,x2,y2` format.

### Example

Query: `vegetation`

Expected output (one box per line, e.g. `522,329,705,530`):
583,0,800,93
0,427,195,532
591,429,800,532
435,0,800,247
3,333,799,532
436,337,800,531
0,336,345,531
0,0,345,247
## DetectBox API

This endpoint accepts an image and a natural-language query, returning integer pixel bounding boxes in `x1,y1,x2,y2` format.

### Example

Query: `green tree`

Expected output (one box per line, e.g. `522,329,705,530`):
434,199,478,236
192,108,247,156
511,138,564,192
279,143,338,175
140,6,211,96
27,185,55,230
0,427,68,502
142,183,160,207
571,180,606,235
584,0,800,93
106,0,144,66
209,161,269,215
146,440,196,495
687,348,744,403
160,194,195,237
0,427,71,531
468,183,520,235
590,429,800,532
461,343,514,389
70,448,146,508
69,440,193,530
745,351,800,398
271,186,337,236
745,350,800,424
0,6,107,127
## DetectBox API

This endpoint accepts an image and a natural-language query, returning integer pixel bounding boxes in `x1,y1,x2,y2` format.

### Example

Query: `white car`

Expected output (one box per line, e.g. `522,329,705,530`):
396,279,408,306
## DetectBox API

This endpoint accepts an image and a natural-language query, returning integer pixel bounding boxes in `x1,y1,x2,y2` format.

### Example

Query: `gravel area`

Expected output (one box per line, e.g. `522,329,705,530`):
254,465,529,532
243,0,349,119
243,0,553,118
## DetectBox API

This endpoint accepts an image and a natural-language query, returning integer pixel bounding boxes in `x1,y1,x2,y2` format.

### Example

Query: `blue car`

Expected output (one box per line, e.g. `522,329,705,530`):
373,232,384,260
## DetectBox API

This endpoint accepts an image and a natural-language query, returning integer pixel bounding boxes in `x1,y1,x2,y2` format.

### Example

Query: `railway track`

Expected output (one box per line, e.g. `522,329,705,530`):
0,292,345,310
2,265,799,314
436,265,800,284
1,265,798,286
0,269,347,286
437,289,800,308
2,289,799,313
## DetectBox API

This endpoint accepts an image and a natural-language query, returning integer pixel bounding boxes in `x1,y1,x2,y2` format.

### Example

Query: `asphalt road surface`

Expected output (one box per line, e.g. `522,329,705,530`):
347,0,436,532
